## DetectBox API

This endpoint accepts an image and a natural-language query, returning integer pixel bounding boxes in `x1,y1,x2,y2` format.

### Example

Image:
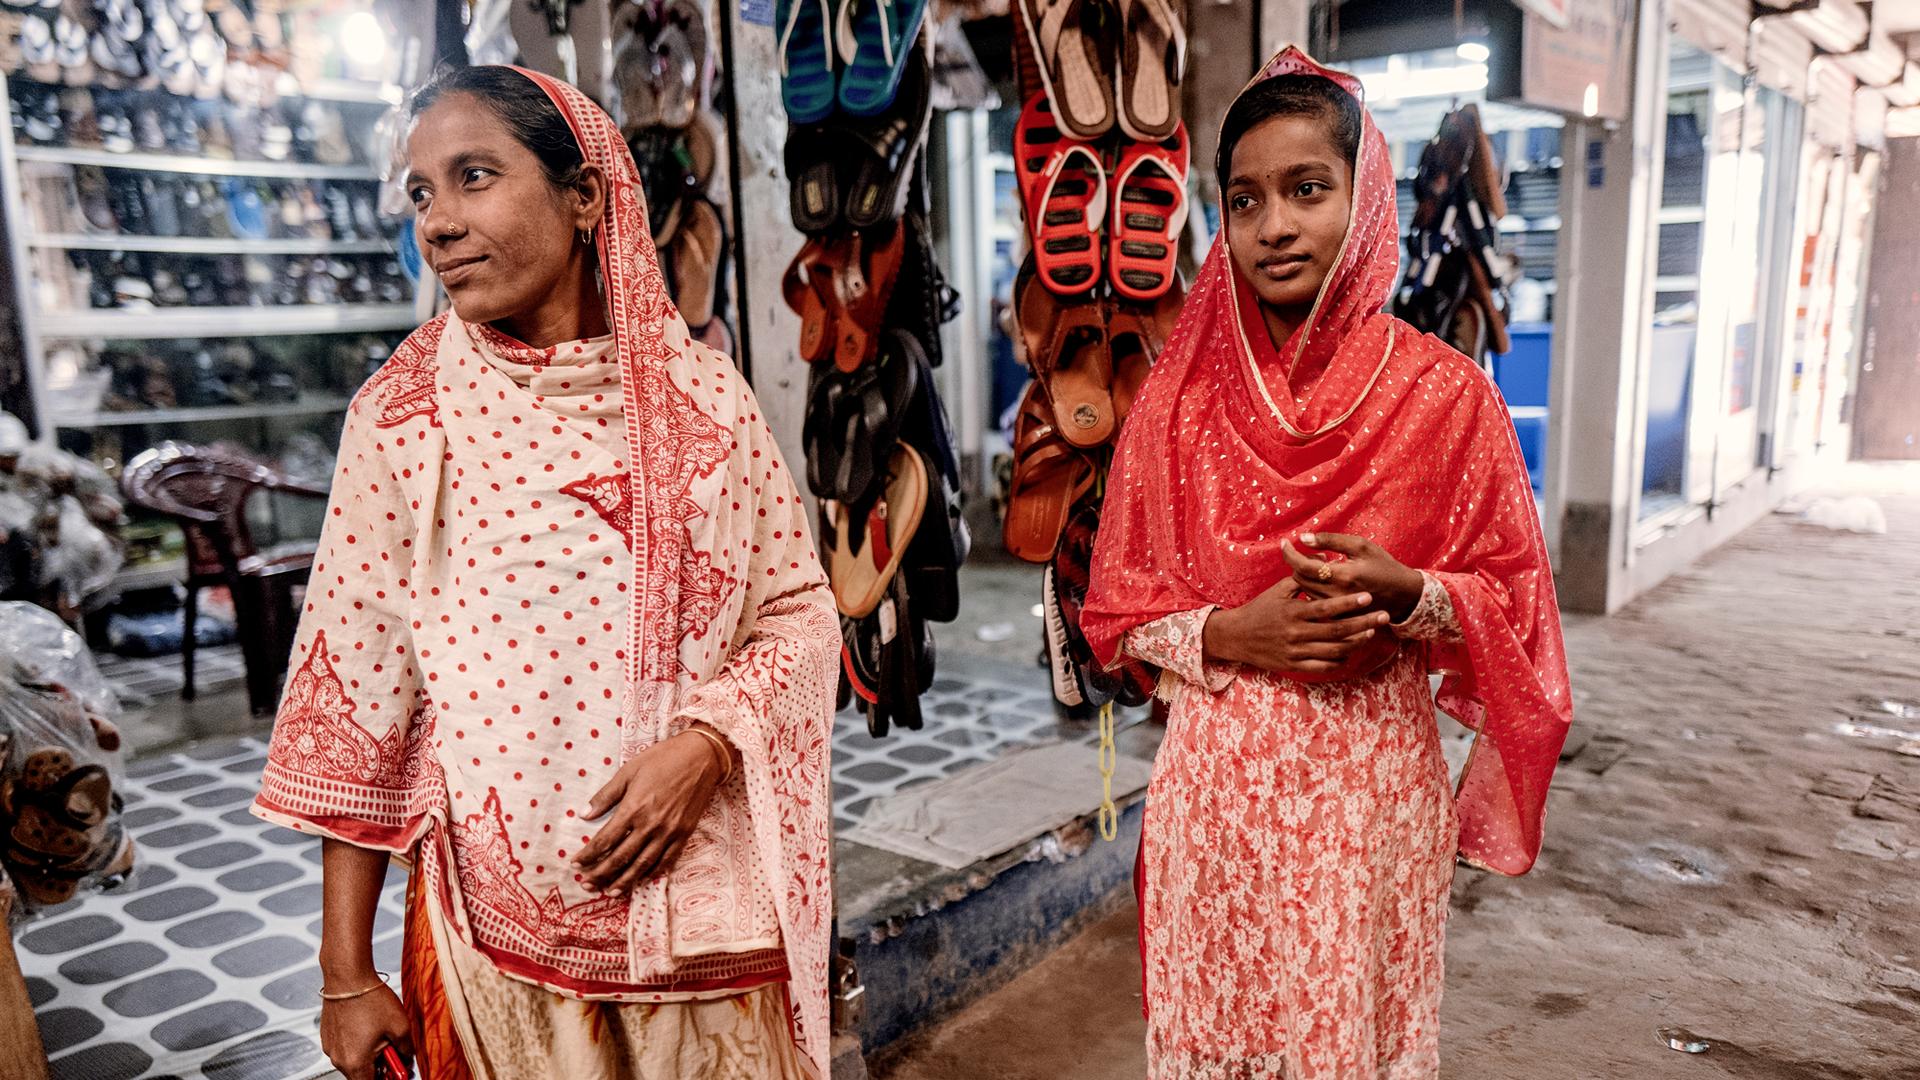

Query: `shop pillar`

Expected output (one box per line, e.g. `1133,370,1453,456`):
1545,0,1670,614
719,3,811,496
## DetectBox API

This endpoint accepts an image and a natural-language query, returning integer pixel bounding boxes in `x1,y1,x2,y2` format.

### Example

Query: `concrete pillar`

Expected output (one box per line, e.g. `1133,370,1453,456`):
718,5,810,485
1545,0,1668,613
1259,0,1312,58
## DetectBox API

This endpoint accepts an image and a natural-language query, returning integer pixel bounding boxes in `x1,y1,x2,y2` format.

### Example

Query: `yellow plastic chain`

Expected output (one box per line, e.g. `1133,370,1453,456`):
1097,700,1118,841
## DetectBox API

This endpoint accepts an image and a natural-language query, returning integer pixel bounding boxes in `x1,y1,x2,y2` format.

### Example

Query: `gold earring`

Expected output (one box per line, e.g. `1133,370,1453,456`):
579,226,595,246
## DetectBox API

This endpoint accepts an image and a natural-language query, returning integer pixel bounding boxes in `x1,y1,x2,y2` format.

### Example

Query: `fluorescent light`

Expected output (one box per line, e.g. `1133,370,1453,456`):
1359,62,1489,105
341,11,388,66
1457,41,1491,63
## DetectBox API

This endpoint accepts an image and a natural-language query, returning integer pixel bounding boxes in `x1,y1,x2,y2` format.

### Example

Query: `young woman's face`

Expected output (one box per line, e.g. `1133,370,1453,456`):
405,95,599,325
1223,113,1353,317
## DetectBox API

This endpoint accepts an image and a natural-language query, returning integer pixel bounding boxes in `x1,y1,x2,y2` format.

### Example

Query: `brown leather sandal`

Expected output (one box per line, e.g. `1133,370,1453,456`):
1016,256,1113,448
1107,281,1182,425
1003,380,1096,563
672,197,724,330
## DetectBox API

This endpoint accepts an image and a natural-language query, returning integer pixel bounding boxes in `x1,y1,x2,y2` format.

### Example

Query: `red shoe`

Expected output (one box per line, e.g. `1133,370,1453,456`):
1015,92,1107,297
1108,122,1189,302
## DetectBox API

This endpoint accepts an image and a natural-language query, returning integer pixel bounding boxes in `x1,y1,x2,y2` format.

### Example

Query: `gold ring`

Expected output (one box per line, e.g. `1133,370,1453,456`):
1315,562,1333,582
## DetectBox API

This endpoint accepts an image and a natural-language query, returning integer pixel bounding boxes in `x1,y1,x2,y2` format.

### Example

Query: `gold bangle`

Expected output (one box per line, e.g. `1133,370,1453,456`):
685,726,734,783
319,974,390,1001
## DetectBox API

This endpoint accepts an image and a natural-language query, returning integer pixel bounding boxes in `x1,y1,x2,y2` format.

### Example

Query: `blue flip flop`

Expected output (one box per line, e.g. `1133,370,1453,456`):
835,0,929,118
777,0,838,124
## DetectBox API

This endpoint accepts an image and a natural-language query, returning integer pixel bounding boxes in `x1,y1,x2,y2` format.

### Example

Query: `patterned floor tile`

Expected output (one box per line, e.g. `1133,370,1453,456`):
21,659,1108,1077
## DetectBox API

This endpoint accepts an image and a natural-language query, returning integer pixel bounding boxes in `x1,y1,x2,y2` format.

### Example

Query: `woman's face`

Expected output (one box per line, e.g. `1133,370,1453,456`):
405,94,601,326
1223,113,1353,317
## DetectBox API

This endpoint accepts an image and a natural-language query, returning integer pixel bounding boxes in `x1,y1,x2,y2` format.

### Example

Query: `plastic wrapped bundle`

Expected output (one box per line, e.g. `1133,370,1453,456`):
0,603,135,915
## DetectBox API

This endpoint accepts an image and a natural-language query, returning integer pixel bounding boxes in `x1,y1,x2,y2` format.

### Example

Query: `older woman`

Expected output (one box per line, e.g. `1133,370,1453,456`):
252,67,839,1080
1083,48,1573,1078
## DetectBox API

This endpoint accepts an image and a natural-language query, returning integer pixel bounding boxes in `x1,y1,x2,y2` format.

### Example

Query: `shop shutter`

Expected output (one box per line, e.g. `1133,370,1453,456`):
1668,0,1749,65
1807,57,1859,150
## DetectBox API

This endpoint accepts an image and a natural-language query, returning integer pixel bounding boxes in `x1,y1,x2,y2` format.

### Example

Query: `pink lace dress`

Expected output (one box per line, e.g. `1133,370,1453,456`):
1124,573,1463,1080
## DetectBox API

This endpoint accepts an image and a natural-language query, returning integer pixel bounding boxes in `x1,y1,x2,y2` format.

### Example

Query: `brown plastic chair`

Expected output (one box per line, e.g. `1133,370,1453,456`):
119,442,327,715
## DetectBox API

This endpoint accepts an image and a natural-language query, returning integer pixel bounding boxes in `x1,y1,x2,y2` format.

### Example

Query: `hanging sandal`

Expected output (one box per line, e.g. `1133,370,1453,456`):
653,0,712,130
1054,494,1157,707
1014,93,1106,296
671,196,725,330
835,0,930,118
1114,0,1185,141
1016,256,1114,448
1003,379,1096,563
804,328,923,504
1109,123,1189,301
777,0,838,124
843,40,932,229
1107,281,1180,425
786,124,851,234
830,443,929,618
1042,564,1085,707
832,222,906,371
783,233,842,363
1017,0,1115,140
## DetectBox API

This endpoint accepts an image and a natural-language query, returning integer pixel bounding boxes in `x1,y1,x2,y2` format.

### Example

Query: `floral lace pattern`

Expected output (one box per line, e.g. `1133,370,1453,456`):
1390,572,1464,645
1124,611,1457,1079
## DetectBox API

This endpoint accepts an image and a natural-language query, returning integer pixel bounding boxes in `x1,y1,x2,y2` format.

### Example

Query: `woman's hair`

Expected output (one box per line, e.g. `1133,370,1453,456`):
409,66,586,190
1215,74,1363,192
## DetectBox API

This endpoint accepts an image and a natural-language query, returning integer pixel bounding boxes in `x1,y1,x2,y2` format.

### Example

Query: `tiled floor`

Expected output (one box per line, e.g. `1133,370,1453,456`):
22,651,1107,1079
17,737,408,1080
96,645,248,702
829,652,1131,833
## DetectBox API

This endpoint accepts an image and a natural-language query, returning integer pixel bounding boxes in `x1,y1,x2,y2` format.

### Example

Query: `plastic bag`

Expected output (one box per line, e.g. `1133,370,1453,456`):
42,496,124,611
0,602,134,915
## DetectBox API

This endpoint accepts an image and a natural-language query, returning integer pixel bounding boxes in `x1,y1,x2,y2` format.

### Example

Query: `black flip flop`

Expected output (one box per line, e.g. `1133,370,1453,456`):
803,329,923,504
785,124,854,236
842,43,932,230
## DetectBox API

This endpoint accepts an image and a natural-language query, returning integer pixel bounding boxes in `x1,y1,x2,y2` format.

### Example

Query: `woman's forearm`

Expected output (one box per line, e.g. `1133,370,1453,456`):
319,839,390,986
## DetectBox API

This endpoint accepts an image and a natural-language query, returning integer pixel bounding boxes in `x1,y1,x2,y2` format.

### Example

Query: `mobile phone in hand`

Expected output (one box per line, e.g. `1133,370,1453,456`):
374,1044,412,1080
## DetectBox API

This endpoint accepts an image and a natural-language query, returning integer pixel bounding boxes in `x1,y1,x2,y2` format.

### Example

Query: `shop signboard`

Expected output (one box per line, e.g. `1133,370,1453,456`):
1489,0,1635,123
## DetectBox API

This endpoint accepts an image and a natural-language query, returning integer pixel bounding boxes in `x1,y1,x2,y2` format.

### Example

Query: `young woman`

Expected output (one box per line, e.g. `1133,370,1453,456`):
1082,48,1574,1079
252,67,840,1080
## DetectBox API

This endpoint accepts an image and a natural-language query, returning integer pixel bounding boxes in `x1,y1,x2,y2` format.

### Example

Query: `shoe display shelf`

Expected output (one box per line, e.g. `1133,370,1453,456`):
0,70,428,598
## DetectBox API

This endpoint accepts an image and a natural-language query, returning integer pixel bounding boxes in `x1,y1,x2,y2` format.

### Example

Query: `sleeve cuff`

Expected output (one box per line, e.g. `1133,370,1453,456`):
1389,571,1465,643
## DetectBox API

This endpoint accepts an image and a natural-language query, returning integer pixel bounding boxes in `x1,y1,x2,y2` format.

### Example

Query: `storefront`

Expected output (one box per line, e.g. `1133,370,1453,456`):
1546,0,1896,611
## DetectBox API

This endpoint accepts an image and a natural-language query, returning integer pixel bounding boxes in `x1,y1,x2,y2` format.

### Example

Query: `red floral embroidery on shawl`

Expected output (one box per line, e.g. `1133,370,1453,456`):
358,313,447,429
272,629,385,783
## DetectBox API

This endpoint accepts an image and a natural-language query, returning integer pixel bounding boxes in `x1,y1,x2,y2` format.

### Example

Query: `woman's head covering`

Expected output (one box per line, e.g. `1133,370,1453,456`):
1082,47,1573,875
504,67,715,700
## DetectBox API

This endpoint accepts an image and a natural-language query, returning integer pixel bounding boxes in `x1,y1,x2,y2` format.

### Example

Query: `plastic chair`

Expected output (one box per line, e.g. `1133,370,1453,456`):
119,442,326,715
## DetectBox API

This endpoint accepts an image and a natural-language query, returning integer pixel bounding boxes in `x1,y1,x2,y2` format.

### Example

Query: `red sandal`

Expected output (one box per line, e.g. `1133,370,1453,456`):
1015,92,1107,297
1109,122,1189,302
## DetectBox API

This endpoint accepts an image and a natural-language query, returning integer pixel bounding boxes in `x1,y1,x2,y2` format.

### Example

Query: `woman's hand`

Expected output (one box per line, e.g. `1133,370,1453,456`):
1202,579,1390,675
319,982,411,1080
1281,532,1426,623
573,728,731,896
